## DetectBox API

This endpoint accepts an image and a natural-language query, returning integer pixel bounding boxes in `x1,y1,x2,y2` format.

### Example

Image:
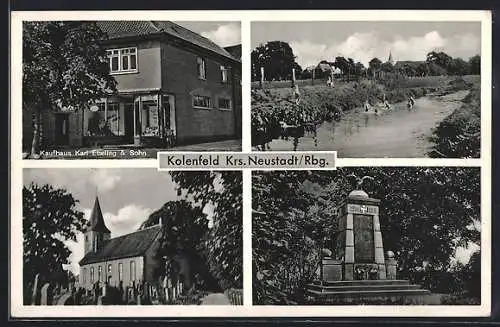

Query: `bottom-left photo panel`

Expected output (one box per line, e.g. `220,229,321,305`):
21,168,243,306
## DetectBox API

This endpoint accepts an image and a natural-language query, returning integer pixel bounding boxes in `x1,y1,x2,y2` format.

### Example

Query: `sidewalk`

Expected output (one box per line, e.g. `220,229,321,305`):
26,139,242,160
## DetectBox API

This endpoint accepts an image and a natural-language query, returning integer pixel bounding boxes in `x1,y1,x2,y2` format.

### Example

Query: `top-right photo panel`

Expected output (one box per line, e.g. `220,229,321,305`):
251,21,482,158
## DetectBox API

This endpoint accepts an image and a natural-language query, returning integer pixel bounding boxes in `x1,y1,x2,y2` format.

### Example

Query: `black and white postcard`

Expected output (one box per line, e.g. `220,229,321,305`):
19,168,242,308
9,9,492,319
21,20,242,159
251,21,483,158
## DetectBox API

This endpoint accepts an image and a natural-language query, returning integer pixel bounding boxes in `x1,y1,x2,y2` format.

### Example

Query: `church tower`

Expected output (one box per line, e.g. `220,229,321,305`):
84,196,111,255
387,50,394,65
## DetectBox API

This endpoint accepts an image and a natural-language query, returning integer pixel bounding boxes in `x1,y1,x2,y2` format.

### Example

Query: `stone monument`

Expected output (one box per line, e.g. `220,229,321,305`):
307,174,431,303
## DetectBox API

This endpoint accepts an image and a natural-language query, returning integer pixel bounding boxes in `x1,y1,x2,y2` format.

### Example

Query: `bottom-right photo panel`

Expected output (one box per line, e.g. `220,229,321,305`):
252,167,481,305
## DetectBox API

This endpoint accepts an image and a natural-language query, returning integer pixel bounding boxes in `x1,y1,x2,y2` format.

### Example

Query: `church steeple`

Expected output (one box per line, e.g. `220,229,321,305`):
84,196,111,255
388,50,394,65
88,196,111,234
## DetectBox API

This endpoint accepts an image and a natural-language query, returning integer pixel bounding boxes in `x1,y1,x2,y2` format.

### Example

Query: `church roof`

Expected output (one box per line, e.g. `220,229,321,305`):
87,197,111,234
79,226,162,265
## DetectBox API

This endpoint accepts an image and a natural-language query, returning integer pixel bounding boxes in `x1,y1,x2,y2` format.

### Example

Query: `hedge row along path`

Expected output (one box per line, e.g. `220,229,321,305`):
256,90,469,157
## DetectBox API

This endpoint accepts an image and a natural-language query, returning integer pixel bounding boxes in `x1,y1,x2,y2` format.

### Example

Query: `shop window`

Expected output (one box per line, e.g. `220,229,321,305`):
85,102,124,137
141,100,160,137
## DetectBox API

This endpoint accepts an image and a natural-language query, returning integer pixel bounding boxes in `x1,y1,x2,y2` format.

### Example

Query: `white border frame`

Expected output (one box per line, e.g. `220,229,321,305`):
10,10,492,318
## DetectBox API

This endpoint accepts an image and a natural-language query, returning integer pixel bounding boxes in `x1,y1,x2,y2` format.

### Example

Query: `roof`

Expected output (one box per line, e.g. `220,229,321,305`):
96,21,239,62
224,44,242,60
316,63,333,72
79,226,162,265
88,197,111,234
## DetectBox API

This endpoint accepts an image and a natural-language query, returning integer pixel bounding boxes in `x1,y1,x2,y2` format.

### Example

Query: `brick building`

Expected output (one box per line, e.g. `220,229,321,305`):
79,196,191,291
24,21,241,150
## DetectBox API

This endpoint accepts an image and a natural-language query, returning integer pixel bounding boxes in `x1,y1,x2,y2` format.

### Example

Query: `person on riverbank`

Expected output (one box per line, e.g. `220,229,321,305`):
292,84,301,104
364,100,371,112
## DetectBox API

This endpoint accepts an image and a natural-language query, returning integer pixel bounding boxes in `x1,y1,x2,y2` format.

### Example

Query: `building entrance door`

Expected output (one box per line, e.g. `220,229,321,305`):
124,103,135,142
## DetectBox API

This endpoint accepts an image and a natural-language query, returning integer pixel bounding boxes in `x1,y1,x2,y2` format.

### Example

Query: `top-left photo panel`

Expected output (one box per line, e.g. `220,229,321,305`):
21,20,242,159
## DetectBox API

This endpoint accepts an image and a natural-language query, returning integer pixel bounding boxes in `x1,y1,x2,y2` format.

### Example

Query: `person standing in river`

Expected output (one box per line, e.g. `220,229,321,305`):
382,93,391,110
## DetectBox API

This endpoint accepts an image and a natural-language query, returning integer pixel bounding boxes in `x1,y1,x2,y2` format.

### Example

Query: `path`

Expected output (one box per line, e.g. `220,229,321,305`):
200,293,231,305
261,90,469,157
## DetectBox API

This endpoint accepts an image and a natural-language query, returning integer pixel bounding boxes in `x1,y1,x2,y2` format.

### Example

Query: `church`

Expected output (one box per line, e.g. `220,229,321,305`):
78,197,191,292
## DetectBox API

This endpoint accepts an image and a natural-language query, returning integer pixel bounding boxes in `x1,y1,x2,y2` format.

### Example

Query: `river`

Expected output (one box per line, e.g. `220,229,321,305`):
256,90,469,158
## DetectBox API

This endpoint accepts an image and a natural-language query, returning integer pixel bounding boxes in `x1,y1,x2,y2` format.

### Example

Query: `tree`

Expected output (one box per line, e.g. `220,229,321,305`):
140,200,208,257
468,55,481,75
333,56,349,81
23,22,117,156
448,58,469,76
169,171,243,290
380,61,395,73
368,57,382,79
139,200,220,290
251,41,302,81
416,62,430,77
426,51,453,73
23,183,86,304
354,62,366,78
252,168,481,304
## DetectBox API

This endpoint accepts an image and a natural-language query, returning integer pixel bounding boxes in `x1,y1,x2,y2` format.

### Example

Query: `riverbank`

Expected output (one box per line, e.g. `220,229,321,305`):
251,76,478,149
428,82,481,158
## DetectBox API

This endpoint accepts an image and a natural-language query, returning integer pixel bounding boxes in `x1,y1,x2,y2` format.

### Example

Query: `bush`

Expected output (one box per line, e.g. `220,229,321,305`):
428,83,480,158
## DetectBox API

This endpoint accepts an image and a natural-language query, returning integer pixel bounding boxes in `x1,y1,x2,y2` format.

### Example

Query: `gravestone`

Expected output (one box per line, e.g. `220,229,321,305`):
40,283,53,305
56,293,73,305
31,274,41,305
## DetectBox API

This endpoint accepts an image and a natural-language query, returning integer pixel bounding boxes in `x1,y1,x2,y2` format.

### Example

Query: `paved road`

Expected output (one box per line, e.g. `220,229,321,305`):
262,90,469,158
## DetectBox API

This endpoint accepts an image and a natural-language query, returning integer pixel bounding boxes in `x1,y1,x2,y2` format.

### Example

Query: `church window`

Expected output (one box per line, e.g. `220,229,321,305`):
118,263,123,281
130,261,136,281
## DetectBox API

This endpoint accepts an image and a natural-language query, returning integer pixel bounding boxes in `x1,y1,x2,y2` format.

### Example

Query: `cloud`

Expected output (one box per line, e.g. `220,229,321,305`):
104,205,154,238
290,31,480,68
201,23,241,47
91,169,122,193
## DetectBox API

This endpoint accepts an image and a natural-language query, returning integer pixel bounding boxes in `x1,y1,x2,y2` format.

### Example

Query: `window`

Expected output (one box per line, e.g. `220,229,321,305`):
192,95,211,109
130,261,136,281
118,263,123,281
218,98,232,110
90,267,95,282
98,266,102,282
86,101,124,137
106,47,137,73
221,66,229,83
197,57,206,79
83,268,87,283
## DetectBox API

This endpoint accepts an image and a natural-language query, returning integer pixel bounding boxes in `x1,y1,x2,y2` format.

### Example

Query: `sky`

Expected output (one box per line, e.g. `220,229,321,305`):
251,21,481,68
175,21,241,47
23,168,211,275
